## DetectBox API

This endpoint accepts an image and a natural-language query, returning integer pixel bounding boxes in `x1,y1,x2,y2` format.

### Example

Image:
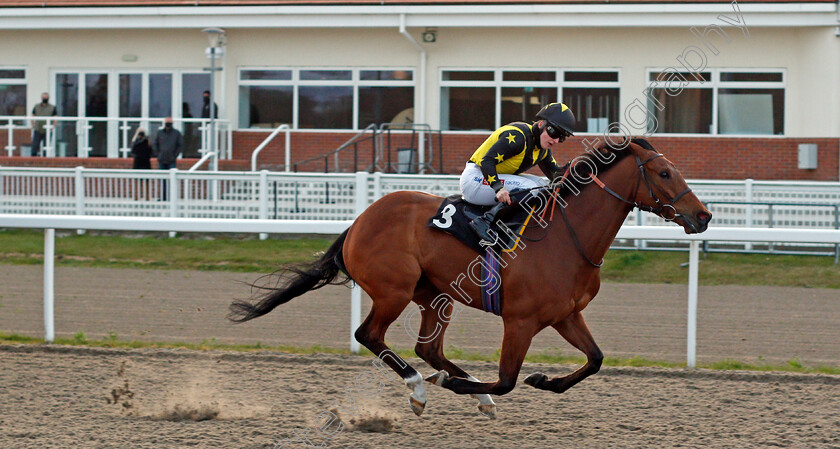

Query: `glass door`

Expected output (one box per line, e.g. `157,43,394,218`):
54,73,79,157
119,73,143,154
84,73,109,157
53,70,186,158
181,73,209,157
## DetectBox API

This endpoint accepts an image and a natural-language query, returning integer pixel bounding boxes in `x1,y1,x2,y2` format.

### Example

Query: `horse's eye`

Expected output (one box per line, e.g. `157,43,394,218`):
659,171,670,179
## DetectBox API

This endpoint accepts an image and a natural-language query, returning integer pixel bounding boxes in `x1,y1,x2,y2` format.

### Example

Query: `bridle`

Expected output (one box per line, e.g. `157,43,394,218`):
589,153,693,222
547,152,693,268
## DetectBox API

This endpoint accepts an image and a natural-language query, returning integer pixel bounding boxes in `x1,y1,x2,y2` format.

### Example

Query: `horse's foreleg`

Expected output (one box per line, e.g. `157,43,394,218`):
413,300,497,418
524,312,603,393
426,318,535,397
355,302,428,416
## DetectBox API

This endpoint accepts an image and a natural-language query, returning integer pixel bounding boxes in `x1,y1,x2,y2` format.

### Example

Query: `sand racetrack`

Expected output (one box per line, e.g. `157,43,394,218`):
1,265,839,448
1,345,839,449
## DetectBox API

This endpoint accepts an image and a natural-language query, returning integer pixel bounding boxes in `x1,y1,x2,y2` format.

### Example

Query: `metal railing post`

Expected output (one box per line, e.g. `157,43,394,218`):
351,171,369,353
44,228,55,343
169,168,179,238
835,204,839,265
43,122,55,157
768,204,774,253
373,171,382,201
687,240,700,368
4,118,15,156
744,179,753,251
74,166,85,235
259,170,268,240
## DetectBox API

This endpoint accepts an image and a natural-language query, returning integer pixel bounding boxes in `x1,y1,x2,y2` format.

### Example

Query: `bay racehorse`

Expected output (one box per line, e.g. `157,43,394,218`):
229,138,712,419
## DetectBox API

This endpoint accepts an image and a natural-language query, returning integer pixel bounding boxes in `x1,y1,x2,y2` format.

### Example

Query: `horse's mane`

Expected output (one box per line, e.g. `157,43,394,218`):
552,137,655,200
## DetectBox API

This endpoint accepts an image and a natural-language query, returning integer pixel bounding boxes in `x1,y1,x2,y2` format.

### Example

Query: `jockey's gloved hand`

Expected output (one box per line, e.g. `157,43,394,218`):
495,188,511,205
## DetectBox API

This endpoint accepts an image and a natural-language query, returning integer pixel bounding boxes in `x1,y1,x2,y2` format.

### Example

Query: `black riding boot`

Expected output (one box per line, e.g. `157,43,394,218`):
469,202,507,241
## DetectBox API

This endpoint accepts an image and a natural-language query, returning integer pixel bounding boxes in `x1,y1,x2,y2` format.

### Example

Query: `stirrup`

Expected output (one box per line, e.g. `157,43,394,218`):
469,202,506,241
469,216,494,241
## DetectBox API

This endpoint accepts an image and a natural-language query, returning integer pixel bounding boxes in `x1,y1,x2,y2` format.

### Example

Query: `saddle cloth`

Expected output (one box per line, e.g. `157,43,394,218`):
427,191,543,254
427,190,548,316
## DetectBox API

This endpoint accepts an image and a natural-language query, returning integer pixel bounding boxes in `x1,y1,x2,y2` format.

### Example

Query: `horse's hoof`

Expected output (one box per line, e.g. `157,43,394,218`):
478,403,497,419
409,396,426,416
524,372,547,388
424,370,449,386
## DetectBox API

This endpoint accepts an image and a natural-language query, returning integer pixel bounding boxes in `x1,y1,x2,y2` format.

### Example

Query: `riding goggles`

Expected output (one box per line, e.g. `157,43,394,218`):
544,123,572,141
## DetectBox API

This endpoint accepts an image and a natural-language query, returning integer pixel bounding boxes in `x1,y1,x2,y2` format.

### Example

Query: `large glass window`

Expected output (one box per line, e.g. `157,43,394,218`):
440,68,620,132
55,73,78,156
148,73,172,118
501,87,555,127
237,68,414,130
441,87,495,131
299,85,352,129
358,86,414,128
647,69,784,135
85,73,109,157
0,68,26,117
239,86,292,128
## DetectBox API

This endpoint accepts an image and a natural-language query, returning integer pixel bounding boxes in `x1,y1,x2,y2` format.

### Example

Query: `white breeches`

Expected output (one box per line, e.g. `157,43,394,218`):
459,162,547,206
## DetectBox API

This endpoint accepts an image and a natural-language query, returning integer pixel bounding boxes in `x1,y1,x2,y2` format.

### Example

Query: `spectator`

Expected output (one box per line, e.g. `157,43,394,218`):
153,117,183,200
201,90,218,119
30,92,56,156
130,128,151,169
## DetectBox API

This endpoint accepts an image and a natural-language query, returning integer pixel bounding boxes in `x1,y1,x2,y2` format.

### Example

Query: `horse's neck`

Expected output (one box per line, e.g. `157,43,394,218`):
554,157,637,266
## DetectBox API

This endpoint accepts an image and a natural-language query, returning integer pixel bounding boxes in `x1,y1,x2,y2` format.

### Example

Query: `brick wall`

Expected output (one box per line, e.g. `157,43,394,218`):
239,131,839,181
2,130,837,181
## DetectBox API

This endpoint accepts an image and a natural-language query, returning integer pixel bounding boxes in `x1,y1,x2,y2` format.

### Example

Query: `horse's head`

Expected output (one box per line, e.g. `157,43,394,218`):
625,139,712,234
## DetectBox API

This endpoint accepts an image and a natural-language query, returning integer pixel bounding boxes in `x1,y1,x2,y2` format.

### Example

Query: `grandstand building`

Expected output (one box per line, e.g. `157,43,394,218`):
0,0,838,180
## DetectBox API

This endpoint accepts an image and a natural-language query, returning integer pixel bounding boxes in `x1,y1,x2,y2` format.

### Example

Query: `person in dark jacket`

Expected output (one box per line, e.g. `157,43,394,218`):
153,117,183,200
130,128,152,169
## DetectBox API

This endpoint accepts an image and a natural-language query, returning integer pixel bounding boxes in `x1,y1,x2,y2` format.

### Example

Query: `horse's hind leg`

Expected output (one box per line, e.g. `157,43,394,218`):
524,312,603,393
412,294,497,419
426,317,536,396
354,300,428,416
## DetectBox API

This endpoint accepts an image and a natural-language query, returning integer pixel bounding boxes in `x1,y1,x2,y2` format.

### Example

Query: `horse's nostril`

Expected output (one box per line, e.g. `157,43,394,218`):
697,211,712,224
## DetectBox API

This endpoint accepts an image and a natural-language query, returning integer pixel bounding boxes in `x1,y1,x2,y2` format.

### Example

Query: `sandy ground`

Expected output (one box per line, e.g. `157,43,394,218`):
1,345,839,449
1,265,839,448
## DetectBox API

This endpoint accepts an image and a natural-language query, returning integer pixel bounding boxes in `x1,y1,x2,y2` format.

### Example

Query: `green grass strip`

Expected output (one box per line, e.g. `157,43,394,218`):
2,333,837,375
2,229,839,287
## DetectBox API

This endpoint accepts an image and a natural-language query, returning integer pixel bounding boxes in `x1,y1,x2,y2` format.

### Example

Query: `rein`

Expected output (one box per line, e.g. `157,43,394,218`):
589,153,693,222
541,152,693,268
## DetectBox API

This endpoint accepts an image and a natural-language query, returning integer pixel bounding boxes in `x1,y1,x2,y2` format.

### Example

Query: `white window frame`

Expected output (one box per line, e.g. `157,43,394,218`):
439,67,621,132
237,67,415,131
645,67,786,137
0,66,28,118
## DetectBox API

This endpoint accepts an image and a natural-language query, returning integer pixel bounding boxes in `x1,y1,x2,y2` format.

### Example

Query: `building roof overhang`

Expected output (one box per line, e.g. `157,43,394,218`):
0,2,836,29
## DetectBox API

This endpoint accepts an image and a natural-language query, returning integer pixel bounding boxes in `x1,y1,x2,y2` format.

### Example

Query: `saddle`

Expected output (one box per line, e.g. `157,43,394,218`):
427,189,546,254
427,189,550,316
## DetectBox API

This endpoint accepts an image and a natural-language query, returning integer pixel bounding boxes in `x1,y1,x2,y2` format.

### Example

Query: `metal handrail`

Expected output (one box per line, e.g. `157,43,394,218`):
250,124,290,172
0,115,230,159
292,123,377,173
188,152,216,172
376,122,443,174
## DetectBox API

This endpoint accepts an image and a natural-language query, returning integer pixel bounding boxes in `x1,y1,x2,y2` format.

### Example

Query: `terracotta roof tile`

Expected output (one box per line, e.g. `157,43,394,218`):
0,0,834,6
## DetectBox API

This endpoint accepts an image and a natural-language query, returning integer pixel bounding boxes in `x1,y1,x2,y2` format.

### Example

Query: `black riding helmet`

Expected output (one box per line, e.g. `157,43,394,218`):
536,102,576,136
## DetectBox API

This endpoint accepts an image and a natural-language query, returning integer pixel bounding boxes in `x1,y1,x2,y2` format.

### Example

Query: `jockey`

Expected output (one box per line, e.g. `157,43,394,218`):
461,102,575,241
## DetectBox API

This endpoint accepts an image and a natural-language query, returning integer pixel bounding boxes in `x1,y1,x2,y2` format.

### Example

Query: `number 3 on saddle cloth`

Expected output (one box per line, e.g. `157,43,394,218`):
427,189,546,316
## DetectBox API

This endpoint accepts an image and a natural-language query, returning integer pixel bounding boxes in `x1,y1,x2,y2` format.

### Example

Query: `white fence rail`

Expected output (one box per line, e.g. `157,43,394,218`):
2,167,840,222
3,213,840,367
2,167,839,253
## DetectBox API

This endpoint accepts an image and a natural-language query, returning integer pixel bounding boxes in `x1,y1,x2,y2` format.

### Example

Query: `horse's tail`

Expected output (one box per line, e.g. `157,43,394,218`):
227,228,353,323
